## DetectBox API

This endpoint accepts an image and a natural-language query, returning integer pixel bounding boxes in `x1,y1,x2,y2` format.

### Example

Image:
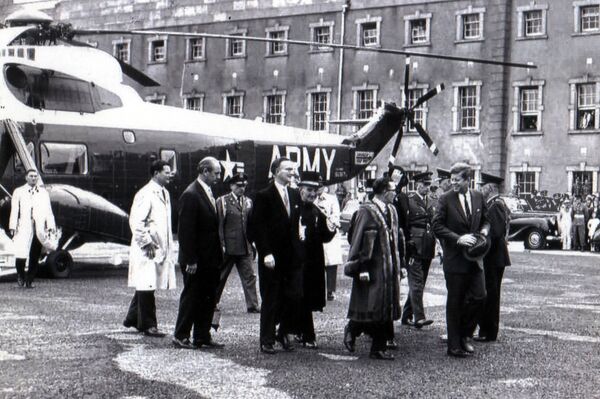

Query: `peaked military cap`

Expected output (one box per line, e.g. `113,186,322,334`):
413,171,433,184
298,171,323,187
227,172,248,185
479,172,504,186
437,168,451,180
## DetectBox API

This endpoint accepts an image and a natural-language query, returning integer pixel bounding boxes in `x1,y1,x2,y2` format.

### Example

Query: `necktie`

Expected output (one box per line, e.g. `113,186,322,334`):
161,188,167,203
283,188,290,216
239,196,244,208
463,193,471,221
207,187,216,208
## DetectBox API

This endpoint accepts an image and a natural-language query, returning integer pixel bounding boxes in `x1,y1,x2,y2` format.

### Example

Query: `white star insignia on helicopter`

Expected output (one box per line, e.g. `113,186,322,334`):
220,150,236,181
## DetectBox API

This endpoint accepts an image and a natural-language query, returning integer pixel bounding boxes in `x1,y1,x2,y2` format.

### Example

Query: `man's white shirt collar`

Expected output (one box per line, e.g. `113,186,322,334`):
197,178,213,198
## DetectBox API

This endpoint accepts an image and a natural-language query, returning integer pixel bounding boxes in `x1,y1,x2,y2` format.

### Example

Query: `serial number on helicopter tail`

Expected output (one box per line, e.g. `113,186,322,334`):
354,151,374,165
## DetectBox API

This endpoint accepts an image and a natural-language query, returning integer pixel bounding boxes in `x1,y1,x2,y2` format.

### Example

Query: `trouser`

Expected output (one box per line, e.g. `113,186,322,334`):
402,257,432,322
15,236,43,285
124,290,157,331
573,225,586,250
297,305,316,342
174,266,220,343
476,266,505,341
561,229,572,250
326,265,338,293
346,320,388,352
258,264,295,345
444,269,486,351
215,254,259,310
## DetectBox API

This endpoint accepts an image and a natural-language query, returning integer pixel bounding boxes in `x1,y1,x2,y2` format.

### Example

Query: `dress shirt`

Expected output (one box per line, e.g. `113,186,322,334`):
458,190,472,219
197,178,216,208
274,180,290,215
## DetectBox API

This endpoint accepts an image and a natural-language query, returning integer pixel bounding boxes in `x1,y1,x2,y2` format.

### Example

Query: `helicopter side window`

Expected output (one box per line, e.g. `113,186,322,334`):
40,142,88,175
160,149,177,175
4,64,121,113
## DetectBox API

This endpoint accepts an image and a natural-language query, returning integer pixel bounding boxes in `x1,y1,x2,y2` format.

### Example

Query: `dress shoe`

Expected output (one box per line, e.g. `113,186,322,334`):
447,348,470,358
473,335,490,342
247,307,261,314
439,334,448,343
25,281,35,289
17,276,25,288
401,319,415,327
460,338,474,354
293,334,304,344
275,334,294,351
369,350,394,360
195,339,225,349
327,292,335,301
386,339,398,350
143,327,166,338
303,340,318,349
343,324,356,353
260,344,276,354
414,319,434,329
123,320,141,331
172,337,197,349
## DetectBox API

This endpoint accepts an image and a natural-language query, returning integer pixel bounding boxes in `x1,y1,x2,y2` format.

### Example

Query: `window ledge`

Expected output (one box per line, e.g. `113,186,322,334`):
403,42,431,48
451,130,481,135
572,31,600,37
265,53,289,59
184,59,206,64
516,34,548,41
356,44,381,49
512,131,544,136
454,38,485,44
225,55,247,60
309,48,335,54
568,129,600,135
147,60,167,65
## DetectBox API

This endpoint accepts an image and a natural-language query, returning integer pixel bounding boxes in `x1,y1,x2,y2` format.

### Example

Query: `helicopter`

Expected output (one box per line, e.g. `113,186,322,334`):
0,9,535,278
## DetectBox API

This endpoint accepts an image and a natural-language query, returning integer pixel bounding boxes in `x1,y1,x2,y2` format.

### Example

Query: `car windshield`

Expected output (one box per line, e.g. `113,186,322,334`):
501,196,532,212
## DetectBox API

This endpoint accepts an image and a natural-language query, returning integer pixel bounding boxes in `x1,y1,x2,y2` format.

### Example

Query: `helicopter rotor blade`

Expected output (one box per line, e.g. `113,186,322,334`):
413,84,445,109
73,29,536,69
408,116,439,156
403,57,410,108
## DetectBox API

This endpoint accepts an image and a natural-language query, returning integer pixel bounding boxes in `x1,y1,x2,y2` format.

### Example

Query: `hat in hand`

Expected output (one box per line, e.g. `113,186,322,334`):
462,233,491,262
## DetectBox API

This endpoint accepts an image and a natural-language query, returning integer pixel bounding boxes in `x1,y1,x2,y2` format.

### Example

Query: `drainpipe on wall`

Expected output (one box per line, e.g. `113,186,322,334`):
336,0,350,135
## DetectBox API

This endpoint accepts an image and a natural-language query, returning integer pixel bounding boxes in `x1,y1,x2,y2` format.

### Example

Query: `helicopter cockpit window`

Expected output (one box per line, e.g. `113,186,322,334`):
40,142,88,175
4,64,122,113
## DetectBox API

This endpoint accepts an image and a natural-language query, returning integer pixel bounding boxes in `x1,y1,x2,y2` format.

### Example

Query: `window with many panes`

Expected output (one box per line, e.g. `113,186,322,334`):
188,38,205,61
356,89,376,119
459,86,478,130
581,5,600,32
149,39,166,62
462,14,481,39
227,32,246,58
265,94,284,124
113,41,130,63
410,19,428,44
577,83,596,129
517,4,548,39
266,28,288,56
310,20,334,51
516,171,536,195
225,95,243,118
406,88,425,131
525,10,544,36
314,26,331,46
520,87,539,131
456,7,485,42
356,16,381,47
311,92,329,131
185,96,203,111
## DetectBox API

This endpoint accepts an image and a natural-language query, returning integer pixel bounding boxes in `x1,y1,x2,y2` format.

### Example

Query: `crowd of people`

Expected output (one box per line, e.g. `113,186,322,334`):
9,157,511,361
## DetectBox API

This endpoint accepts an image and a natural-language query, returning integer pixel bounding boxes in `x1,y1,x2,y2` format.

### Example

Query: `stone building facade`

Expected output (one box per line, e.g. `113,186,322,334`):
1,0,599,196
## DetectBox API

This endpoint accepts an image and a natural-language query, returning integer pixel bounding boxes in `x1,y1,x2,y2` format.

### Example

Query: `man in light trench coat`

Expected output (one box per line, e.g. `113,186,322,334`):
9,169,55,288
123,160,176,337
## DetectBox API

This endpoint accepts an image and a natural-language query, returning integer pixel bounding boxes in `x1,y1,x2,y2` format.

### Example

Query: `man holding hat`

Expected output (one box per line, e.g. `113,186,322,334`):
432,162,490,358
293,171,336,348
402,171,436,328
214,172,260,314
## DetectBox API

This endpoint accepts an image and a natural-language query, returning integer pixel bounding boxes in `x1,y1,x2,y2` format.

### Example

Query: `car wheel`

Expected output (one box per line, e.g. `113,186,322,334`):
525,228,545,250
45,250,73,279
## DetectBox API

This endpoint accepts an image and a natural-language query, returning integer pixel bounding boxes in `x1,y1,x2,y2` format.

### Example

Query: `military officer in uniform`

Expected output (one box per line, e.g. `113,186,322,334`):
401,171,436,328
214,172,260,313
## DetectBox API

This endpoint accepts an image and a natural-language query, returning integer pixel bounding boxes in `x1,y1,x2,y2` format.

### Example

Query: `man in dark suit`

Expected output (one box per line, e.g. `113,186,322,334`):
402,171,436,329
215,172,260,313
474,181,511,342
432,162,490,358
251,157,302,354
172,157,224,350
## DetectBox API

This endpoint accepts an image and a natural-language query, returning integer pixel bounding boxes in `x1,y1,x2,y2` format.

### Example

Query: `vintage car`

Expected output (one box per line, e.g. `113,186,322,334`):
500,195,561,250
0,229,16,277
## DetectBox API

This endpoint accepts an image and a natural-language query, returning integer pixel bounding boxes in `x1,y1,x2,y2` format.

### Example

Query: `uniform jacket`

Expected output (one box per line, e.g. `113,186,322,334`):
407,192,436,259
432,190,490,274
346,201,401,323
9,183,55,259
216,192,253,256
177,180,223,270
315,192,343,266
483,194,511,268
128,180,176,291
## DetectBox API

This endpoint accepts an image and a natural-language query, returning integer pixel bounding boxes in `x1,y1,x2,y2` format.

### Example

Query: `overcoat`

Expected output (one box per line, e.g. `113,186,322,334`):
298,202,336,311
127,180,176,291
346,201,402,323
9,184,55,259
483,195,511,268
315,192,343,266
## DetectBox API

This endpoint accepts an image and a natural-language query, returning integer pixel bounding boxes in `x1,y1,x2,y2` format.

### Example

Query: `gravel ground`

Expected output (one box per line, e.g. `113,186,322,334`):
0,248,599,399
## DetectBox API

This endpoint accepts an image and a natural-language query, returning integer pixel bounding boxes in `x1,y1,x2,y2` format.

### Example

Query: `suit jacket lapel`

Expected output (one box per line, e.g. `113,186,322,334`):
452,191,470,226
195,180,216,215
270,183,289,219
469,192,480,231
